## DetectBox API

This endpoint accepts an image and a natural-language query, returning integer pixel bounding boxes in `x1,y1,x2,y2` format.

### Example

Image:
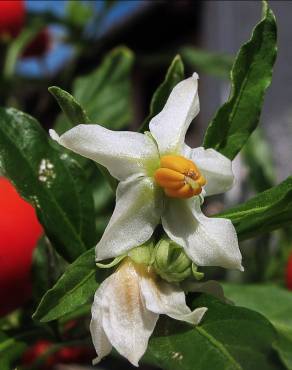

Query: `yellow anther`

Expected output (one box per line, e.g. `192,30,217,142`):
154,155,206,199
154,168,184,190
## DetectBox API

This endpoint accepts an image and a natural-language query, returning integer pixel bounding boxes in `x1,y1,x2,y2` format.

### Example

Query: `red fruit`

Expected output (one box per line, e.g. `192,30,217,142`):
286,253,292,290
22,28,51,58
0,0,50,58
0,177,43,316
0,0,25,38
57,346,95,364
22,340,94,368
22,340,57,369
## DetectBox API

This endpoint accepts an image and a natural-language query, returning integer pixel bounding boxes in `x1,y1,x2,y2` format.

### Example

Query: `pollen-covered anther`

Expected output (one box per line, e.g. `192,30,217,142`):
154,155,206,199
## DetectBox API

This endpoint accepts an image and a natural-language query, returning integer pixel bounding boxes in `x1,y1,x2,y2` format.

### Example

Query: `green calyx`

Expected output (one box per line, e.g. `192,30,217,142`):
152,239,204,283
128,241,155,265
96,254,126,268
97,238,204,284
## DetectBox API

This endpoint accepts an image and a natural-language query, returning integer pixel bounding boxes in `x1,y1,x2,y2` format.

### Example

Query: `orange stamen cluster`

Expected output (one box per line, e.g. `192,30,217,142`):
154,155,206,199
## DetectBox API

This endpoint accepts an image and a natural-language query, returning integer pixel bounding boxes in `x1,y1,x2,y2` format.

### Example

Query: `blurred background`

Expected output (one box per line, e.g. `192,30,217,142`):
0,1,292,369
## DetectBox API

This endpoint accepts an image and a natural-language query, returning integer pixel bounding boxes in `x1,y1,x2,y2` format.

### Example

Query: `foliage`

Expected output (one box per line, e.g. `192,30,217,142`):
181,46,233,79
203,1,277,159
146,293,283,370
0,108,96,261
54,47,134,134
224,284,292,370
0,1,291,369
219,177,292,240
33,248,99,322
140,54,184,131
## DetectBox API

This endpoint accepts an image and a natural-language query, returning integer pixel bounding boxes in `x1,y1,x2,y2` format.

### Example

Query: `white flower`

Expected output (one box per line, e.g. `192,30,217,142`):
90,258,207,366
50,73,243,271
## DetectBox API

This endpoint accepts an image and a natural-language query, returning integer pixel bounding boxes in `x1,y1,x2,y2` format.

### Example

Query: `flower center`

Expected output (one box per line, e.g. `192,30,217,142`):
154,155,206,199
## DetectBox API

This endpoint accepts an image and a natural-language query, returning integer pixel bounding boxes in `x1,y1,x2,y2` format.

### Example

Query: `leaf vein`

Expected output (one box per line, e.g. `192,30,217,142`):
196,326,243,370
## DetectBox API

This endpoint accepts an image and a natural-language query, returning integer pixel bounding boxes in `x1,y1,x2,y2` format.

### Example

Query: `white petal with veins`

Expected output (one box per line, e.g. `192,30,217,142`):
140,276,207,325
183,145,234,196
149,73,200,155
50,73,243,278
92,260,158,367
49,125,158,181
90,259,207,367
90,280,112,365
162,198,243,271
96,176,162,261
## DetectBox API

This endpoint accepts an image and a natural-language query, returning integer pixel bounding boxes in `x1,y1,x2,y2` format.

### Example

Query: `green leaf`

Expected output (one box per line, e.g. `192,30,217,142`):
0,107,96,261
50,48,132,191
32,237,66,303
140,55,184,132
145,294,283,370
3,23,42,78
274,334,292,370
54,47,134,134
92,174,113,212
181,47,233,79
0,327,63,370
33,248,105,322
49,86,90,125
66,0,93,28
242,128,275,192
49,86,118,192
219,177,292,240
203,1,277,159
223,284,292,370
0,332,27,370
73,46,134,130
223,284,292,337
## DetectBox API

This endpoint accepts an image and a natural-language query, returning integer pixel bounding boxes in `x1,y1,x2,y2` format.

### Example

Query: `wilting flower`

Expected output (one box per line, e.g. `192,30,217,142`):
90,257,207,366
50,73,243,271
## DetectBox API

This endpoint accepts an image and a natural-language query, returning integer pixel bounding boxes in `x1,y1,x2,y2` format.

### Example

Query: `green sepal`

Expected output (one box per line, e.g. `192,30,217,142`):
153,239,193,283
96,255,126,269
128,241,155,265
191,264,204,281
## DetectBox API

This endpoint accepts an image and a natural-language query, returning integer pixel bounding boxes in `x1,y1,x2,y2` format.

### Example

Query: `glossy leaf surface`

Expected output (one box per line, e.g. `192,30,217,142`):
203,1,277,159
0,108,96,262
219,177,292,240
146,294,283,370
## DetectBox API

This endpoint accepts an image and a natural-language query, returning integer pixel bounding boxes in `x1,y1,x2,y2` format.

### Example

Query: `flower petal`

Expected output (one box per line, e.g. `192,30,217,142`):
149,73,199,155
184,146,234,196
140,275,207,325
162,198,243,270
90,281,112,365
101,260,158,367
96,176,162,261
49,125,158,181
182,280,232,304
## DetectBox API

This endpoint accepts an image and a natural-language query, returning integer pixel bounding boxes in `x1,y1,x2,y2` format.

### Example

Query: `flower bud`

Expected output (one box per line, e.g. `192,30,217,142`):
153,239,204,283
128,241,154,266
